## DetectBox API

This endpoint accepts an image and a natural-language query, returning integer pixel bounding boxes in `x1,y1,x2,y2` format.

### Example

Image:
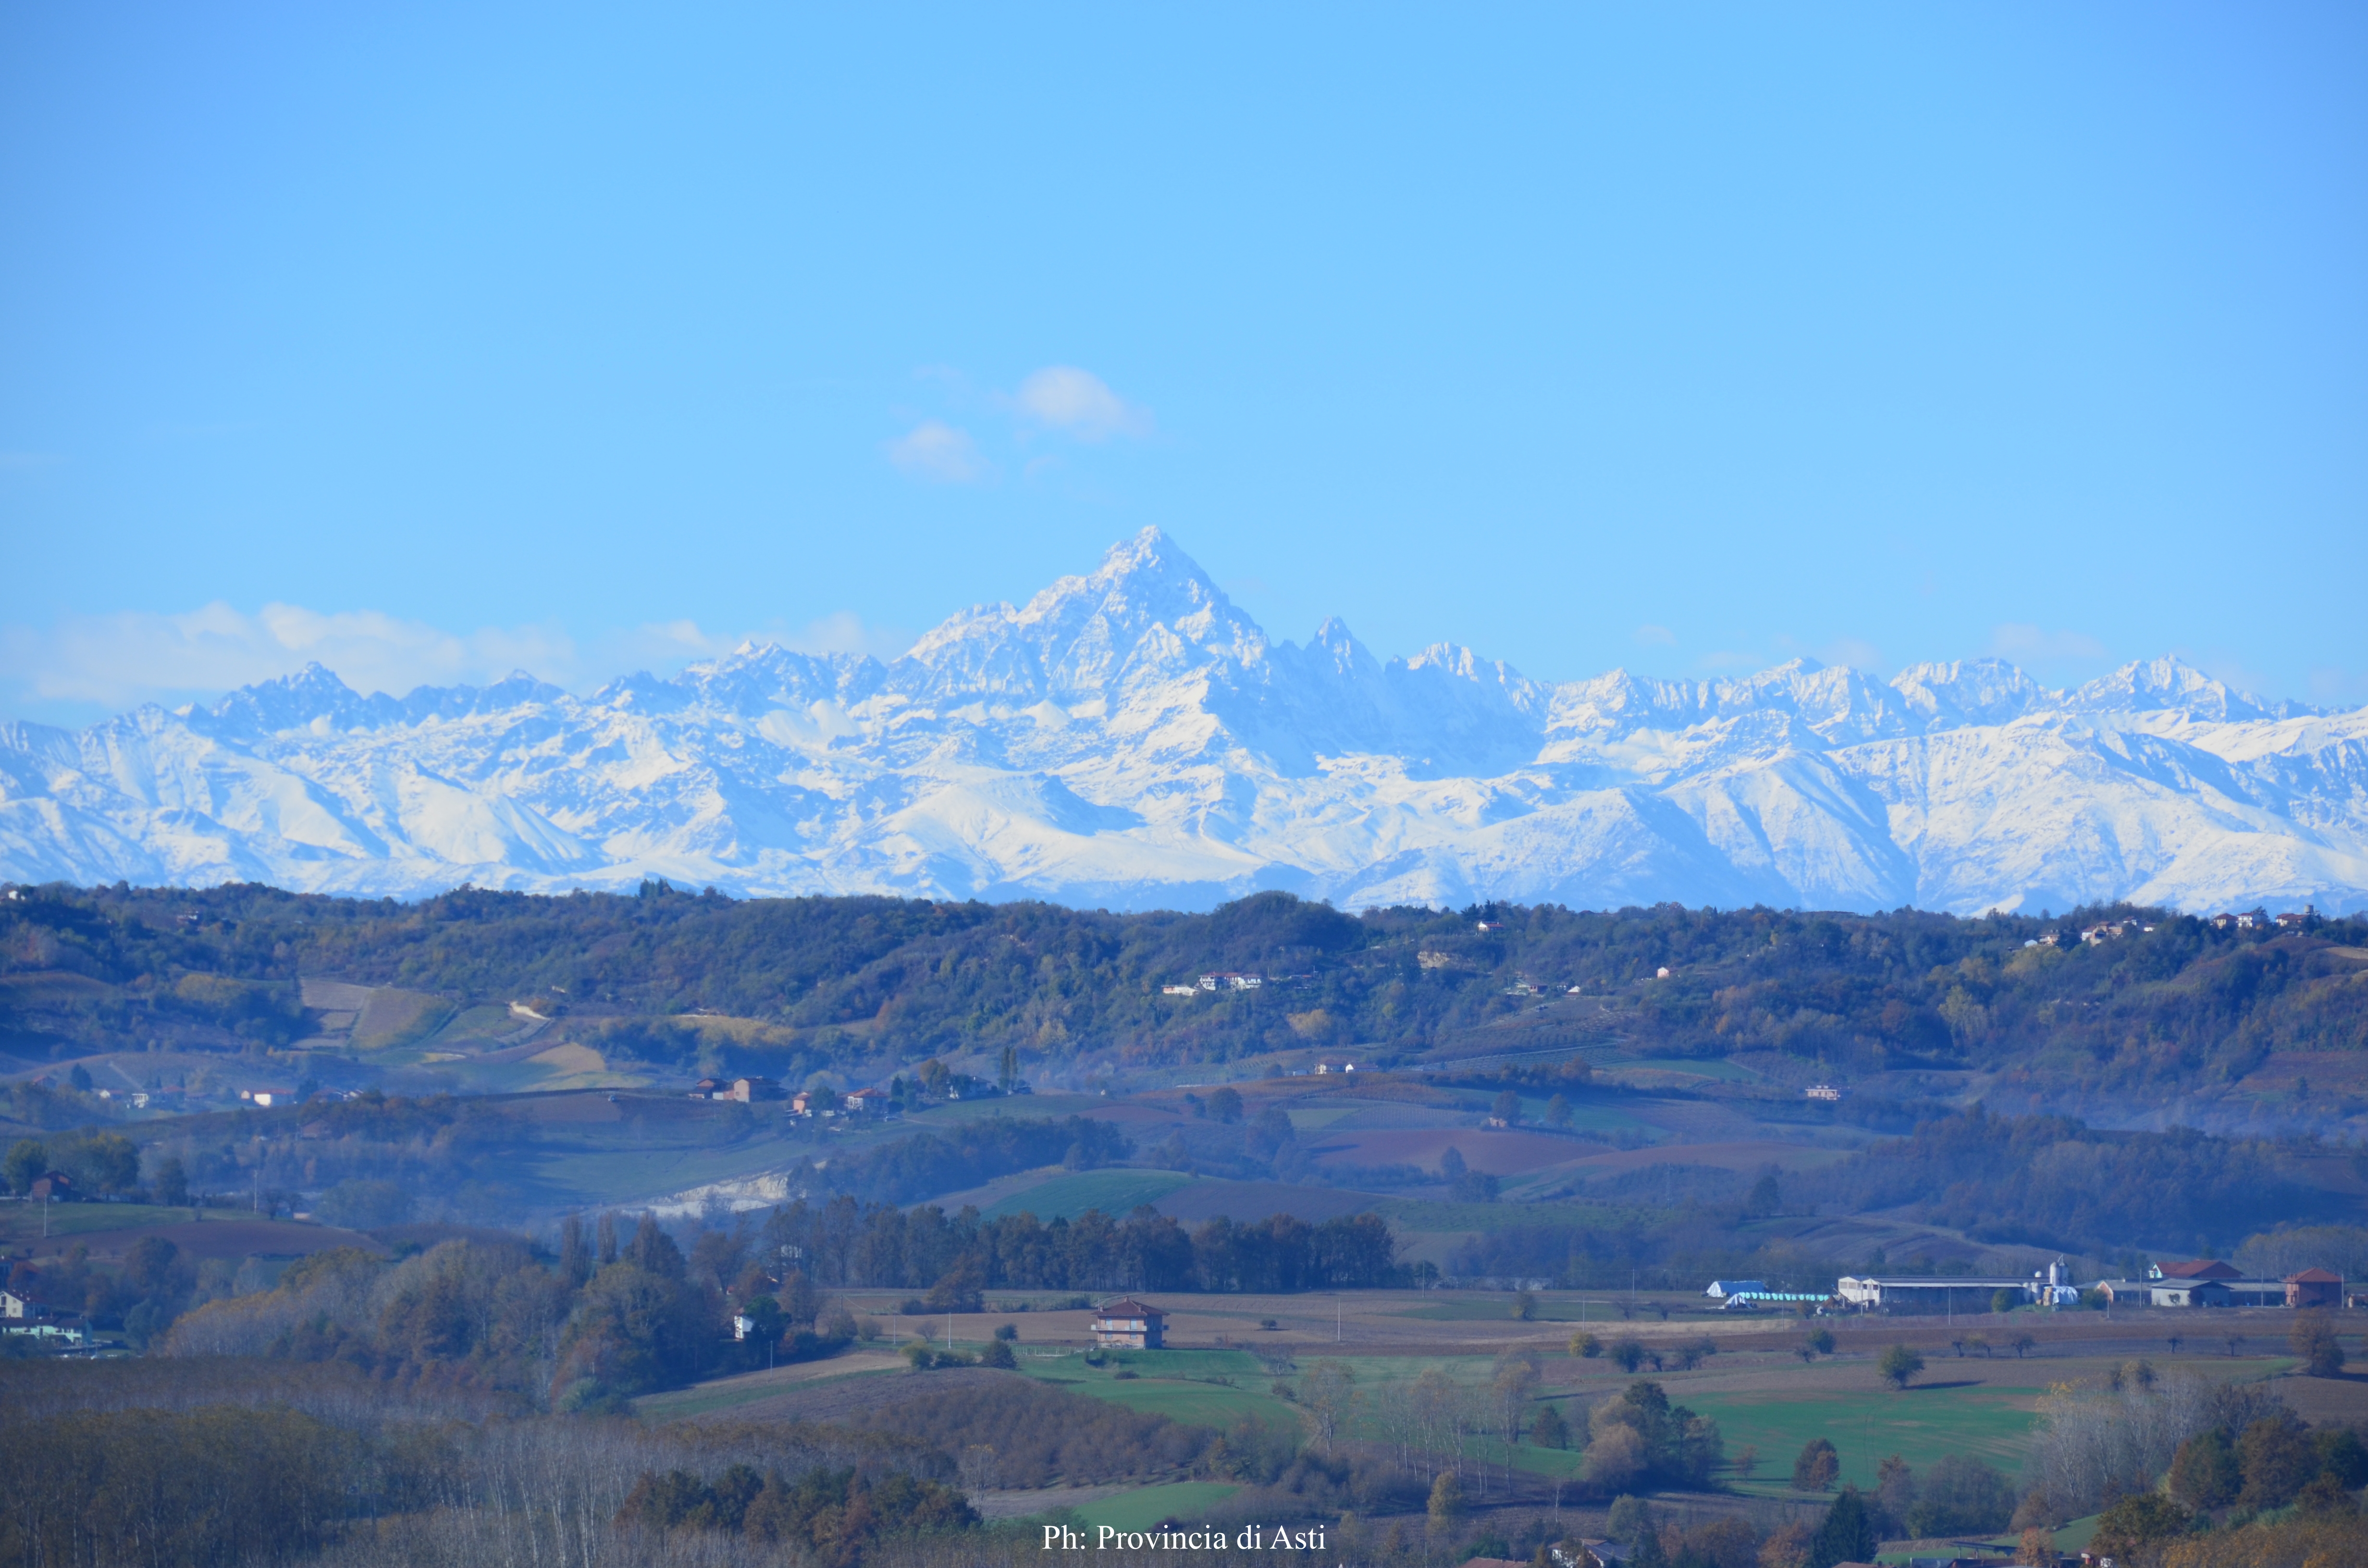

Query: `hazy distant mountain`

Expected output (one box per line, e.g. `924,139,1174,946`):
4,529,2364,914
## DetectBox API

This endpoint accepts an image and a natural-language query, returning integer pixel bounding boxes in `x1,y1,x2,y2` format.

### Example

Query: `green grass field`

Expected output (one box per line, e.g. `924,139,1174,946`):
1527,1099,1662,1134
427,1003,517,1042
1285,1107,1360,1130
911,1094,1106,1125
980,1169,1193,1221
1085,1348,1267,1380
1065,1482,1242,1532
1021,1352,1301,1433
1682,1383,2041,1491
0,1201,205,1241
1604,1058,1759,1083
519,1126,809,1206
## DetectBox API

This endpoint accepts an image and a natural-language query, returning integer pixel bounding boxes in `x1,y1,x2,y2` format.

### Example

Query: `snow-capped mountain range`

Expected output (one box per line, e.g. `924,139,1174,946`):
5,529,2365,915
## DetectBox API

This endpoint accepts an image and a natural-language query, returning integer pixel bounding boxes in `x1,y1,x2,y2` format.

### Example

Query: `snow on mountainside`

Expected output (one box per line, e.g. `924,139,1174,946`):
5,529,2366,914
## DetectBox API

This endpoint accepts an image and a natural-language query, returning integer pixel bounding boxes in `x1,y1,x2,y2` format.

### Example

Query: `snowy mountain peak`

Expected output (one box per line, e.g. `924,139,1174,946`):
1302,616,1382,681
2069,656,2299,723
3,534,2362,916
204,661,371,735
900,527,1270,706
1889,658,2051,730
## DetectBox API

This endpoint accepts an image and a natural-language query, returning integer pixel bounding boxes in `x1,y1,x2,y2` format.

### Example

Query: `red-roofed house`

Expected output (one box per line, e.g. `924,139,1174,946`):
2153,1259,2242,1281
1092,1298,1167,1349
2288,1269,2343,1310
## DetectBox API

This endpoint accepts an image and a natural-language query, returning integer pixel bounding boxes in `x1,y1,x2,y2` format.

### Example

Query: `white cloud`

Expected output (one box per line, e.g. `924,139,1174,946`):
1633,624,1676,647
591,613,914,667
0,603,915,720
1011,366,1150,441
1989,623,2109,661
776,612,913,661
1818,637,1886,674
0,603,579,710
886,420,989,483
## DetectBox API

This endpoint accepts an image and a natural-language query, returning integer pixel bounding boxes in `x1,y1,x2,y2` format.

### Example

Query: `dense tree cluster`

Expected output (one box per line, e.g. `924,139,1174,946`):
7,882,2360,1090
159,1216,743,1408
616,1463,975,1568
1580,1380,1723,1492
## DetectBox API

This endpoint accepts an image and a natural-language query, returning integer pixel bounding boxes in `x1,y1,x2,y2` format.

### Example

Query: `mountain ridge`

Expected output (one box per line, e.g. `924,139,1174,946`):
4,528,2364,914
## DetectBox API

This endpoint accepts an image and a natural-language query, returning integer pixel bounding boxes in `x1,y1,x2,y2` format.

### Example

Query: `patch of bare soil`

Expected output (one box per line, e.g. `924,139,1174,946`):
2274,1371,2368,1425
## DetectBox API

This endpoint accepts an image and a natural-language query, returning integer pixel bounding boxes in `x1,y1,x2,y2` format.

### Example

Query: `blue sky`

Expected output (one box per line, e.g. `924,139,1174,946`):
3,4,2363,723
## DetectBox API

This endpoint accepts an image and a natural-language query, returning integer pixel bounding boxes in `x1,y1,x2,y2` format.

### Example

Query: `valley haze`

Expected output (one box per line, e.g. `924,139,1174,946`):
3,529,2362,916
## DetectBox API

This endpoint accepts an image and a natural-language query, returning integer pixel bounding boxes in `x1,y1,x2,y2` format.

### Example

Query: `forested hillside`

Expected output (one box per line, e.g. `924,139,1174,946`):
5,882,2363,1102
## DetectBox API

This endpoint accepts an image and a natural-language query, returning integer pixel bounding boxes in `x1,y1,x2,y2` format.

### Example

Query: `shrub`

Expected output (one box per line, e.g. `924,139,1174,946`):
1905,1454,2015,1535
1809,1487,1876,1566
2292,1311,2346,1378
1792,1437,1839,1492
2090,1493,2192,1561
1530,1404,1568,1450
2168,1429,2239,1510
1427,1469,1464,1524
2237,1413,2318,1510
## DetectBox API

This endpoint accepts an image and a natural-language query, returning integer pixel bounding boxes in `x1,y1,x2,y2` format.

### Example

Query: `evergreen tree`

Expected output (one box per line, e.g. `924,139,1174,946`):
1808,1487,1876,1568
558,1213,592,1287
